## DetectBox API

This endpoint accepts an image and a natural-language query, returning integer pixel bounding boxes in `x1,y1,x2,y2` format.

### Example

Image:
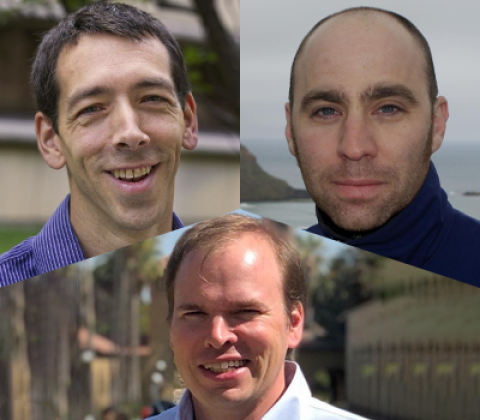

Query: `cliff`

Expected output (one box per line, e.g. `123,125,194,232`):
240,144,310,202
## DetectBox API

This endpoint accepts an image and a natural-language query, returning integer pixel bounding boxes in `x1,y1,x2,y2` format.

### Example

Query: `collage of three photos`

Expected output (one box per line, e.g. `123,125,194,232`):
1,1,479,419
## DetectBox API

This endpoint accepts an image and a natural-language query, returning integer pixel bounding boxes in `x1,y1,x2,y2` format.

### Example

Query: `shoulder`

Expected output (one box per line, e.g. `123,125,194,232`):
451,208,480,233
0,237,37,287
423,208,480,285
149,406,178,420
307,398,369,420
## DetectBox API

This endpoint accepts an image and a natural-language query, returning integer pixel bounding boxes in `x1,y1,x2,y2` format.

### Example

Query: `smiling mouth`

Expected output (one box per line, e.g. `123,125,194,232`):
202,360,248,373
110,165,155,182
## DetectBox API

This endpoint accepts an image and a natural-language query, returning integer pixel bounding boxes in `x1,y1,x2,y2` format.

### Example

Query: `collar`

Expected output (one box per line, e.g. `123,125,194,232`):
173,388,195,420
310,162,455,267
173,362,309,420
31,194,85,274
32,195,184,274
262,361,311,420
172,211,184,230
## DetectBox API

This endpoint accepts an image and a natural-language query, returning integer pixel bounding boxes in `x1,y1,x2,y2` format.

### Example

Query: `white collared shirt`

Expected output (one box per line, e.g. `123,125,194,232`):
151,361,369,420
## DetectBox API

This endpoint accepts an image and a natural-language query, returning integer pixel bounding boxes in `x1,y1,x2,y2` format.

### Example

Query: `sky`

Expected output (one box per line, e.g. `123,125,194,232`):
241,0,480,142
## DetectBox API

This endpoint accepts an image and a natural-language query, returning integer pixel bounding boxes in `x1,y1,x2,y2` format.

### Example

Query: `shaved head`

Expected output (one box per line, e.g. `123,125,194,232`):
289,7,438,109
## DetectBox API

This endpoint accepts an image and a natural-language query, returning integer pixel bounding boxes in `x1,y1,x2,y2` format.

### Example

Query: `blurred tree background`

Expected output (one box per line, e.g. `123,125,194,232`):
0,225,465,420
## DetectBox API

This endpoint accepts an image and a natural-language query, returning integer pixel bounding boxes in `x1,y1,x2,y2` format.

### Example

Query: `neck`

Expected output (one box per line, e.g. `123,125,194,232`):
192,368,288,420
318,208,381,240
193,399,280,420
69,196,173,258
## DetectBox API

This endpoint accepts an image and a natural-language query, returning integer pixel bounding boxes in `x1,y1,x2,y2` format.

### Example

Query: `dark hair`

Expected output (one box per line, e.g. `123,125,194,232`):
31,2,190,133
164,214,306,325
289,7,438,108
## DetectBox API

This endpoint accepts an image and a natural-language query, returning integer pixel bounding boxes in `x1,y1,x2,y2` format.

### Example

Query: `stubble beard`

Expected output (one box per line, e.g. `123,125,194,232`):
292,122,434,233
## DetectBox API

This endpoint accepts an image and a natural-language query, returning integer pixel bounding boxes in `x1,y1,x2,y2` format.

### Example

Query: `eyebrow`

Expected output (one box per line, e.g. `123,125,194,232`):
361,83,420,106
66,76,176,114
134,76,176,94
300,89,347,112
300,83,420,113
67,86,111,114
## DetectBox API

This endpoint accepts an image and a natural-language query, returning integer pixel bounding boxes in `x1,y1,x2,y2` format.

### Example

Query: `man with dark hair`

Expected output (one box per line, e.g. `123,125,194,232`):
0,3,198,286
152,214,368,420
285,7,480,285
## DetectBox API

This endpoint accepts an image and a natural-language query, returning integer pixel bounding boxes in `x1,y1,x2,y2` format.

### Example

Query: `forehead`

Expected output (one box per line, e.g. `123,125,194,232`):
174,235,284,305
55,33,172,96
295,12,428,102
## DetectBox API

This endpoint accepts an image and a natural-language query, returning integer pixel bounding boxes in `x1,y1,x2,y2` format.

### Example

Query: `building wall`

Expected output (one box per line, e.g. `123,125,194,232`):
174,151,239,225
0,145,69,224
0,144,239,226
346,282,480,420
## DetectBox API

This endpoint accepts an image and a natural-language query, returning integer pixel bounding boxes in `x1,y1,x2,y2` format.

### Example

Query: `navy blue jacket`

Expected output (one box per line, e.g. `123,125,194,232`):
307,163,480,287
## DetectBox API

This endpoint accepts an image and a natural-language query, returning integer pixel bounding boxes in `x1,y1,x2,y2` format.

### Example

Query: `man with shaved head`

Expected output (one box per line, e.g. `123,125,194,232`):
285,7,480,285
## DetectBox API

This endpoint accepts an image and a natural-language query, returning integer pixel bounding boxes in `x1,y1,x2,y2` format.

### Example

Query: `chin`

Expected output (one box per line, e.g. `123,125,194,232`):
113,210,163,233
328,206,394,233
217,388,251,405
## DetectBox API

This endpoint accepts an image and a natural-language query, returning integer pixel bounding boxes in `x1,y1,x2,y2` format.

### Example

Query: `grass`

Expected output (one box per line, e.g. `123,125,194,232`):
0,225,42,254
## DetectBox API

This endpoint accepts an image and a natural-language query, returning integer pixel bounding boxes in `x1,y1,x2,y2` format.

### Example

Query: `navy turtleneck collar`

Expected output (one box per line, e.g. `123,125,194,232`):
308,162,455,268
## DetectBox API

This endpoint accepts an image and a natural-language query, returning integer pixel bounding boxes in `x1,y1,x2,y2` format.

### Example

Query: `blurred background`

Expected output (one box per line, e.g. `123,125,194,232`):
1,219,479,420
0,0,240,254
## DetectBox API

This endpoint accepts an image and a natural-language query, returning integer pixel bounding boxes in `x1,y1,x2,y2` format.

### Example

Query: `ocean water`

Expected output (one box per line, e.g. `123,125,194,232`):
241,138,480,229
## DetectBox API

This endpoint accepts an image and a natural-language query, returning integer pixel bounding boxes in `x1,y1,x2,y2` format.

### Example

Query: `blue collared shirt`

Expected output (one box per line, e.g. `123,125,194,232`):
0,195,183,287
152,362,369,420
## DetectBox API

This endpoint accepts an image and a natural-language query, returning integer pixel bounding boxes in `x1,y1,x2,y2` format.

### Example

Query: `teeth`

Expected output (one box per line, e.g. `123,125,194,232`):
112,166,152,180
203,360,246,373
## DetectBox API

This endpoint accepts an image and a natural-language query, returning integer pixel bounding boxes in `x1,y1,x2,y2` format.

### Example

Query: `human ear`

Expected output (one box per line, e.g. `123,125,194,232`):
35,112,66,169
287,301,304,349
182,93,199,151
431,96,449,154
285,103,297,157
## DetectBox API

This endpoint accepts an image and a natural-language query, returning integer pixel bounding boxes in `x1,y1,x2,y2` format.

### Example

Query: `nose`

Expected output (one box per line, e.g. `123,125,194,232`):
337,114,378,161
204,316,238,349
111,102,150,150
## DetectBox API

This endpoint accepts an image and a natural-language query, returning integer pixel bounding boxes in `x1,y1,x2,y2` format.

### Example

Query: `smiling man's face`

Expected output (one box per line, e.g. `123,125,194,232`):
286,12,448,232
169,234,303,420
37,34,197,239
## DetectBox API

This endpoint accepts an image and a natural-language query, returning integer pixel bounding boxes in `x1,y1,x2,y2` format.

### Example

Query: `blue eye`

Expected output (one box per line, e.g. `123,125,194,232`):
378,105,400,114
319,107,337,115
312,107,340,120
